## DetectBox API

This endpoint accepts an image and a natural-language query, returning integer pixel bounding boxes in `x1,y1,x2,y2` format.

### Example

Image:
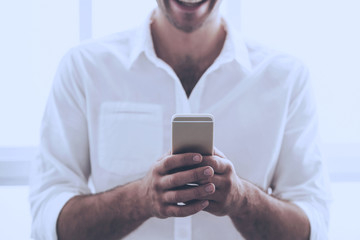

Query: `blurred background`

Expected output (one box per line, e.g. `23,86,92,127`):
0,0,359,239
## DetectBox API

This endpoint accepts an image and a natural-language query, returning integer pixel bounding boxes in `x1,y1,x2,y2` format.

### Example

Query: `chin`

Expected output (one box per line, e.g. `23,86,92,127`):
169,17,206,33
162,0,219,33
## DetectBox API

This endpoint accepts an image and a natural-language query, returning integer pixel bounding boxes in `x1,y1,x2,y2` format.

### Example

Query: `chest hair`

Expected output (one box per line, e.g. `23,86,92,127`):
174,57,208,98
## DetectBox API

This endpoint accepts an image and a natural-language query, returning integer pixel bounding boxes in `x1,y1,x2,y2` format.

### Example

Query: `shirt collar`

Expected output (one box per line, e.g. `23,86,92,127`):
128,11,155,69
128,11,252,74
220,18,252,73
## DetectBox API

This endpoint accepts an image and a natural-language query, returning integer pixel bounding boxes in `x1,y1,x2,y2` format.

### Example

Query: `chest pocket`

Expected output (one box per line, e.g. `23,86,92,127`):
98,102,163,177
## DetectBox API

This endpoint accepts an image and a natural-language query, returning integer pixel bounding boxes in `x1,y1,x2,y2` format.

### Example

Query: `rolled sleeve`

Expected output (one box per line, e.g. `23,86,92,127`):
271,65,332,239
29,49,91,240
30,190,78,240
293,199,330,240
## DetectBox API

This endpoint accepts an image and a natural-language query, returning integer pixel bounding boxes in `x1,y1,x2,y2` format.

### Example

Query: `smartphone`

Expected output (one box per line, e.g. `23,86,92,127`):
171,114,214,156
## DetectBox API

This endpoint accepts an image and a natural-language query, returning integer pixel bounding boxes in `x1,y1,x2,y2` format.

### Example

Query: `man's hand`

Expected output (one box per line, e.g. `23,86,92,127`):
141,152,216,218
198,148,310,239
197,148,245,217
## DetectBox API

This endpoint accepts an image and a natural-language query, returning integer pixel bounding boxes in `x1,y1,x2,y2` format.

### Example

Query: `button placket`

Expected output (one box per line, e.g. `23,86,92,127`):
174,216,192,240
189,60,225,113
146,52,190,114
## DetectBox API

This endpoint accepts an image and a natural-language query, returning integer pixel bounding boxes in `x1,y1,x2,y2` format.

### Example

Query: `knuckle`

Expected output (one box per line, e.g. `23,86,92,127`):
192,170,199,182
224,164,232,173
210,161,218,173
194,187,203,198
167,176,175,187
166,207,177,217
163,158,172,171
173,192,182,202
183,154,191,163
154,160,163,170
161,193,169,203
154,180,162,191
225,161,235,172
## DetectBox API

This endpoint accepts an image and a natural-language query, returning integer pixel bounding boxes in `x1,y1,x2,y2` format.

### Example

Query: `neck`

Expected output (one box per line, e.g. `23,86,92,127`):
151,8,226,68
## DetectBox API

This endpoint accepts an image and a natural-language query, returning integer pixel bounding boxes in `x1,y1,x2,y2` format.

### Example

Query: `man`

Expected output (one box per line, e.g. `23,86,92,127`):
30,0,331,239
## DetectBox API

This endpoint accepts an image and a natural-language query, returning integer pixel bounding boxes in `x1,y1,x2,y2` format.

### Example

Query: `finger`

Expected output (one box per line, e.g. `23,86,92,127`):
211,174,229,190
213,147,226,158
160,166,214,189
197,174,226,189
163,183,215,203
202,155,229,174
164,200,209,217
196,189,225,202
158,153,203,175
202,201,225,216
156,150,172,162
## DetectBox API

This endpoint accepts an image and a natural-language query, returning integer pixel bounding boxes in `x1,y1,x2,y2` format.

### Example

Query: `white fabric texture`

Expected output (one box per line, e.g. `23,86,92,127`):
29,15,331,240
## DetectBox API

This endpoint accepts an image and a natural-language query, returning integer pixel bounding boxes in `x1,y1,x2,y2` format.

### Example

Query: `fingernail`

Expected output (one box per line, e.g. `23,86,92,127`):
193,155,201,162
205,184,214,193
201,201,209,208
204,168,212,176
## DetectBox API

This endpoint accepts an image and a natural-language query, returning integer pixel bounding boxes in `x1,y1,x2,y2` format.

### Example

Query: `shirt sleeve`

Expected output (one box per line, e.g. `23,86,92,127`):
29,49,91,240
271,64,332,240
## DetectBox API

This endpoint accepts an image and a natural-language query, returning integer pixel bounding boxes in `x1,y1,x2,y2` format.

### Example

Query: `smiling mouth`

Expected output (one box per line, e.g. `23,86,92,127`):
175,0,207,7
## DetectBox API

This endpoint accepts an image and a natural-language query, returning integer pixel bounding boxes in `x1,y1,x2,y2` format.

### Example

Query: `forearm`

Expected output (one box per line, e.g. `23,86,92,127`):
57,180,150,240
230,180,310,240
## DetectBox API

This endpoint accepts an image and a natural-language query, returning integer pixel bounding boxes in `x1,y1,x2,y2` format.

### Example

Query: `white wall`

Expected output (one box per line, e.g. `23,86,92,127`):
0,0,359,239
1,0,359,149
0,0,79,146
241,0,360,147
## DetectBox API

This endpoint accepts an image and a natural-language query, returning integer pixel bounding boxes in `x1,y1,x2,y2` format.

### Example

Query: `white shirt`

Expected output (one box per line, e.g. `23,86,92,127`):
29,15,331,240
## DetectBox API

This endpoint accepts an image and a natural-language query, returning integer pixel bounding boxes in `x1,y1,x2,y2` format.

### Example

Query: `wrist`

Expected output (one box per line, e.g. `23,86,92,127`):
229,178,256,220
136,178,154,220
111,179,152,222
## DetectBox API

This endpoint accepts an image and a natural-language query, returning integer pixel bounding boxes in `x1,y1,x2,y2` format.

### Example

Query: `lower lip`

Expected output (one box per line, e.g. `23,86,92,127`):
171,0,208,12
